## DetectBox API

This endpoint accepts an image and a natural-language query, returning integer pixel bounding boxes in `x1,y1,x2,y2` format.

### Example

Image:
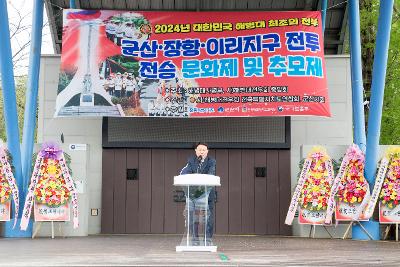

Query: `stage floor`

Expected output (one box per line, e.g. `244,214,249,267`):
0,234,399,266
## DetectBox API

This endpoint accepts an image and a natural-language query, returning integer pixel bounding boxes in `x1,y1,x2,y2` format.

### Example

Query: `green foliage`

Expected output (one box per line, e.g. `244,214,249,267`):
0,76,28,142
359,1,400,144
57,71,74,94
380,1,400,144
111,96,134,108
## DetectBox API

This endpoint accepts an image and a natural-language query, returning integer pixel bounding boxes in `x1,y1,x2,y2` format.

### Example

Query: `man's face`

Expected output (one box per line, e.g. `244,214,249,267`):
195,144,208,159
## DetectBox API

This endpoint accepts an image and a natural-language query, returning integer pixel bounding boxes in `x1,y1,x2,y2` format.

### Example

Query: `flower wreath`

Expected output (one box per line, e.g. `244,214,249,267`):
379,147,400,209
336,144,368,204
0,142,19,228
0,149,15,204
33,158,71,207
285,146,335,225
299,146,334,211
21,142,79,230
31,145,73,208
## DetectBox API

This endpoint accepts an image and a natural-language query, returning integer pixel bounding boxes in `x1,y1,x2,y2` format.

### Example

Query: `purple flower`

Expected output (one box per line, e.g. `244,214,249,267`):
39,142,63,160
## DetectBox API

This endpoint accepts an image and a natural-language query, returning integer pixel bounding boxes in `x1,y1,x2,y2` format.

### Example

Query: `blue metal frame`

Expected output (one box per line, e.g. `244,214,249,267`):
353,0,394,241
365,0,394,188
349,0,366,152
70,0,76,9
321,0,328,32
0,0,28,237
18,0,44,237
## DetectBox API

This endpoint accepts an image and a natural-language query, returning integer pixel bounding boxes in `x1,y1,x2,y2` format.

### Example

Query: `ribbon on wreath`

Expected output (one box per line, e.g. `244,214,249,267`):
324,155,349,224
325,144,369,222
0,146,19,228
285,158,311,225
20,153,43,230
59,153,79,228
364,157,389,219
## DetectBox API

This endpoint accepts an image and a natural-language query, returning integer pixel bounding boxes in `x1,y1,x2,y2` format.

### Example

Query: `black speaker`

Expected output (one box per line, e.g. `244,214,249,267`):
255,167,266,178
127,168,138,180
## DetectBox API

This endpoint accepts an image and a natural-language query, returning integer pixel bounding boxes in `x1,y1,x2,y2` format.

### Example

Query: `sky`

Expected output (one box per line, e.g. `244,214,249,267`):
8,0,54,76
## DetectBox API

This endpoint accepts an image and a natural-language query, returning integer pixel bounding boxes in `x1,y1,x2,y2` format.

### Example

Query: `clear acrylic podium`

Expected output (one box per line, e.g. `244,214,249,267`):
174,174,221,252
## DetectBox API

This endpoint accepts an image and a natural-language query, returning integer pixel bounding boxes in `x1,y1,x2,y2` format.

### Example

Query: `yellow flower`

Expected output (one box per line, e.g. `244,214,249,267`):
48,164,57,175
312,186,319,193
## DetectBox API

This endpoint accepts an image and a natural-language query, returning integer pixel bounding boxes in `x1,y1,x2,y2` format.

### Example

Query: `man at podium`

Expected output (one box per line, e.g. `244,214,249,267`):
180,142,216,242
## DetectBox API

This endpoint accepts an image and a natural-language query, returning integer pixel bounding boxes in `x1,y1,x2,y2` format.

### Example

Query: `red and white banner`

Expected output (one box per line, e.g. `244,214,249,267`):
34,202,70,222
56,10,330,117
298,209,327,225
379,202,400,223
0,202,11,221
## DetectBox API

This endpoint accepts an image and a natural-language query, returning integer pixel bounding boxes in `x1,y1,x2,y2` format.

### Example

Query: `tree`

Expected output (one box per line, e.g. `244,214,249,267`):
0,76,27,141
0,1,50,141
359,0,400,144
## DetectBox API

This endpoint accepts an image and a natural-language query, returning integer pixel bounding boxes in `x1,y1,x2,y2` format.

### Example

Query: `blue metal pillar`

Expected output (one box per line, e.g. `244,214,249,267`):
321,0,328,32
348,0,366,152
353,0,394,241
70,0,76,8
19,0,44,237
365,0,394,188
0,0,29,237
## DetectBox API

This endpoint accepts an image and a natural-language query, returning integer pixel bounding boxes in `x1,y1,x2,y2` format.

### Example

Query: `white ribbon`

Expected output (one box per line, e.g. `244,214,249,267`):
20,155,43,231
0,154,19,228
364,157,389,219
59,153,79,228
325,160,334,184
285,159,311,225
324,155,349,224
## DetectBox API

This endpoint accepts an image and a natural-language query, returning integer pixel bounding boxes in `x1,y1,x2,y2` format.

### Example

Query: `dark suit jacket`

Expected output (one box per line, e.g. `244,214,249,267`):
180,155,216,176
180,155,216,201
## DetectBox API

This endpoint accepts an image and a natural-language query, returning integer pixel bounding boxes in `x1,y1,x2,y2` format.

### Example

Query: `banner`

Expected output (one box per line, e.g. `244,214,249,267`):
56,10,330,117
0,202,11,221
34,203,70,222
379,202,400,224
335,202,368,221
298,209,327,225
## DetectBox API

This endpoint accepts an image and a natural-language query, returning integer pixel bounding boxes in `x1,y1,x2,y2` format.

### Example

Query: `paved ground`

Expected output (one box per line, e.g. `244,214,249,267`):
0,235,399,266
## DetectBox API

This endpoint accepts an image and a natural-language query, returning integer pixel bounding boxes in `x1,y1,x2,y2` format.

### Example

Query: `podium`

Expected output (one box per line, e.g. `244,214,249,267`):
174,174,221,252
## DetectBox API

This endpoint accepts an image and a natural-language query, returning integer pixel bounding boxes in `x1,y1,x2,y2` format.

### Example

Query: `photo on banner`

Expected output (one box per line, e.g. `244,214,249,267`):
55,10,330,117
